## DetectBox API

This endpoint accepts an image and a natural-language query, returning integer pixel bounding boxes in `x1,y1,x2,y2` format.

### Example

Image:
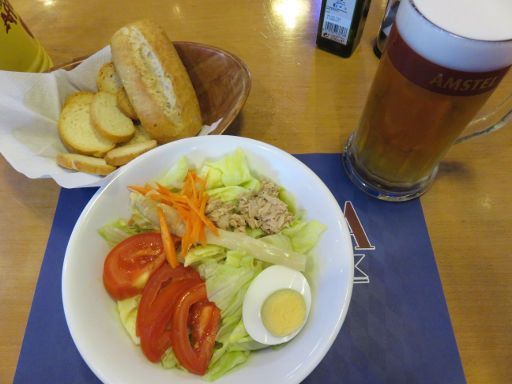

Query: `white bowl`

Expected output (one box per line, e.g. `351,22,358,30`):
62,135,354,384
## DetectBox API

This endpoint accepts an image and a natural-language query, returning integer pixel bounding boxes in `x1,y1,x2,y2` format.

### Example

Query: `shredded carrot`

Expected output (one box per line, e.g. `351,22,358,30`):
128,170,219,264
157,207,178,268
155,183,188,202
181,216,193,255
128,185,152,195
186,196,219,236
148,193,189,209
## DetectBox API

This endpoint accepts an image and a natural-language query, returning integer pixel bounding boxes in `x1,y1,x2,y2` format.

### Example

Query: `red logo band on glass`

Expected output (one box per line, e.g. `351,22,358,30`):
386,26,510,96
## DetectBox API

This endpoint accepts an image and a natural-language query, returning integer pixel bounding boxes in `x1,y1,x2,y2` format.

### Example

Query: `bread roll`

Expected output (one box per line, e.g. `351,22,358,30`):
110,20,202,144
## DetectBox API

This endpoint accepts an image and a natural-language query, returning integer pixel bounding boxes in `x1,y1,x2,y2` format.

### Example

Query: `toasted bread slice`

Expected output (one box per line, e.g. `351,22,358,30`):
91,91,135,143
58,92,116,157
97,62,123,94
56,153,116,175
127,124,153,145
105,140,157,166
116,88,138,120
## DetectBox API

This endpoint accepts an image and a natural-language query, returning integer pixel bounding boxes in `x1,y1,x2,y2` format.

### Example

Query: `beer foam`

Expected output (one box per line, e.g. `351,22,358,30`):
396,0,512,72
415,0,512,42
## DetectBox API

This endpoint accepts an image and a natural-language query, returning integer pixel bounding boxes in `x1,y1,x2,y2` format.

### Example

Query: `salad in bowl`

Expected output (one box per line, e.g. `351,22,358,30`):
62,136,353,384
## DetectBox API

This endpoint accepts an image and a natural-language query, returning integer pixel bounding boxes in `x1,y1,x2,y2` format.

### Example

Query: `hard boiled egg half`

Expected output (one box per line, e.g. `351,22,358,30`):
242,265,311,345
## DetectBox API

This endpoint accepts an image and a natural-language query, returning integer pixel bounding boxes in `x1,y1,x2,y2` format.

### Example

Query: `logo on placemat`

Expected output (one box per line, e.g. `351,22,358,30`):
343,201,374,284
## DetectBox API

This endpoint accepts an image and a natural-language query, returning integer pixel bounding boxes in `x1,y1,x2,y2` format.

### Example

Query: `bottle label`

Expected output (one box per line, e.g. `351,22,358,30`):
320,0,356,45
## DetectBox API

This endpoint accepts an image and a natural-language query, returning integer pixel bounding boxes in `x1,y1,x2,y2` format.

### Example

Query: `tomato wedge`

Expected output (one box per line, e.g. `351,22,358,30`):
189,301,217,343
171,284,221,375
137,264,202,362
140,278,200,362
189,301,221,369
103,232,166,300
137,264,200,336
134,262,221,375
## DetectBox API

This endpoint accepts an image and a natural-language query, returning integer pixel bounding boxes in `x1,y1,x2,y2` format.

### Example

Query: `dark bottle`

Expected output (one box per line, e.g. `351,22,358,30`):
373,0,400,58
316,0,372,58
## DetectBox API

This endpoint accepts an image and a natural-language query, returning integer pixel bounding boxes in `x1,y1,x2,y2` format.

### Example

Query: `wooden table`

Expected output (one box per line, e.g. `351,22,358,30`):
1,0,511,382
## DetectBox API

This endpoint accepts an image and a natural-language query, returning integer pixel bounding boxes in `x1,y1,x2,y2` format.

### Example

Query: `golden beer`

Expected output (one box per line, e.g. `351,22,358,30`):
352,34,501,186
343,0,512,200
0,0,53,72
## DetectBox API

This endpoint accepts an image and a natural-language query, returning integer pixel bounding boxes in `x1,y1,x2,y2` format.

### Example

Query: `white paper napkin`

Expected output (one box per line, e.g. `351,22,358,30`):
0,46,221,189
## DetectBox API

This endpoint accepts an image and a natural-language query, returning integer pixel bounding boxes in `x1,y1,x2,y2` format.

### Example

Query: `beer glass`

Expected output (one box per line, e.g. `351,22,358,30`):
343,0,512,201
0,0,53,72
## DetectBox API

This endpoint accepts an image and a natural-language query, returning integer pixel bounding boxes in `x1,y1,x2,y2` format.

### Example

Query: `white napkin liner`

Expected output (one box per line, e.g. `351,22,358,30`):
0,46,221,188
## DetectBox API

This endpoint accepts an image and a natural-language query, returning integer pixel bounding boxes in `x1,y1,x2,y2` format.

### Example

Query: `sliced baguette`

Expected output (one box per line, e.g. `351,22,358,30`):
97,62,123,94
91,91,135,143
116,88,138,120
56,153,116,175
127,124,153,145
104,139,157,166
111,20,202,144
58,92,116,157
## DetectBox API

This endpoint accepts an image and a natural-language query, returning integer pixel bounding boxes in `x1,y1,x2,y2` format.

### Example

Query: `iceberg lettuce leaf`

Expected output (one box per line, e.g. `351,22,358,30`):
260,233,294,251
205,350,249,382
184,245,226,267
206,229,307,271
161,348,179,369
116,295,141,345
282,220,327,254
202,249,262,314
202,149,256,188
154,156,189,190
241,178,261,192
129,192,159,230
98,219,142,247
278,188,297,215
206,186,250,202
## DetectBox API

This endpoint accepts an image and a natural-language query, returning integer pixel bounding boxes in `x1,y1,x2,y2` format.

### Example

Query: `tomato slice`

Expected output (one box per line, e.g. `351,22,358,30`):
189,301,217,343
171,283,207,373
137,263,202,362
190,301,221,368
134,262,221,375
103,232,166,300
140,278,200,362
171,284,221,375
137,264,200,337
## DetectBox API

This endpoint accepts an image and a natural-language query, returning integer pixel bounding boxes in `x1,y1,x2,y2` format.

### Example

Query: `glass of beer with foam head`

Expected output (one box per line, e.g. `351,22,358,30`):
343,0,512,201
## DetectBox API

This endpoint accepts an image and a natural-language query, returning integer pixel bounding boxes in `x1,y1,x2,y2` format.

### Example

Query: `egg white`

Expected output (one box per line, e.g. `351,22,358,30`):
242,265,312,345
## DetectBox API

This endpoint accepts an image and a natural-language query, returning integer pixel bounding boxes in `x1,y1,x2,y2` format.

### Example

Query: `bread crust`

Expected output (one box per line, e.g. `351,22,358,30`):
127,124,153,144
111,20,202,144
116,88,138,120
104,139,158,166
56,153,116,175
90,91,135,143
96,62,123,94
58,92,116,157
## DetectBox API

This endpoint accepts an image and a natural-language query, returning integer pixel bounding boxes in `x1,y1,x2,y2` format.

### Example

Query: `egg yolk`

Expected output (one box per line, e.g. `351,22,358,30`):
261,289,306,338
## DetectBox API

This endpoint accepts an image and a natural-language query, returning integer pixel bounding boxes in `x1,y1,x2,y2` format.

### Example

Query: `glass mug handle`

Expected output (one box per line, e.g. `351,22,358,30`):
456,91,512,143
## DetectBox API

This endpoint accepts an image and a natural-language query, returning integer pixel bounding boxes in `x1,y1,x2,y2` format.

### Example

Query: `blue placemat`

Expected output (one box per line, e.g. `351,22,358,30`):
14,153,466,384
